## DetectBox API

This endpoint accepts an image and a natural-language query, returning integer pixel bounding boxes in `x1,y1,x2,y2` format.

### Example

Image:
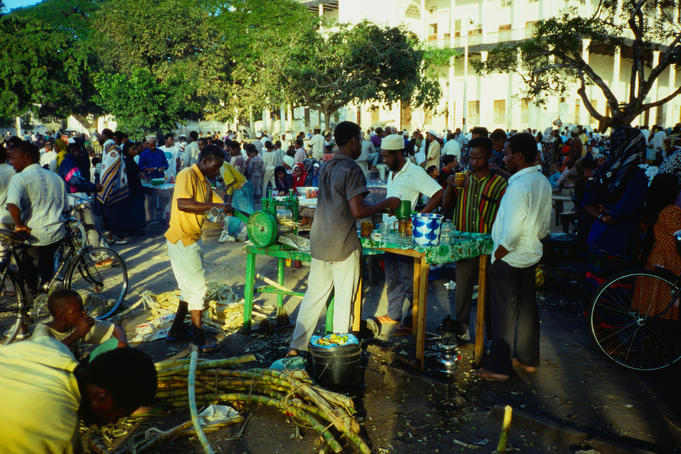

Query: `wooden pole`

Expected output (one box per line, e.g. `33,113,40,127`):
352,273,362,332
416,255,429,371
412,257,421,334
475,255,489,366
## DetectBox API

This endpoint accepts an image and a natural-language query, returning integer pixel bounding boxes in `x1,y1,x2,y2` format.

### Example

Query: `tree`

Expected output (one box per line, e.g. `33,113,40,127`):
279,21,442,130
474,0,681,127
90,0,225,127
0,14,92,122
9,0,106,130
199,0,312,122
93,67,193,135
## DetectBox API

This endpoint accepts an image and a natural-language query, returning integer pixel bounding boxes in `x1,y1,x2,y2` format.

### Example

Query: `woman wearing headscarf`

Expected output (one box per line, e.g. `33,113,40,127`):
583,126,648,291
97,130,130,244
540,127,555,176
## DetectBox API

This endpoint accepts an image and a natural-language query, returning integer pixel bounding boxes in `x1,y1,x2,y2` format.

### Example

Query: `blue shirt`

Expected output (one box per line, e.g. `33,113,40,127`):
138,148,169,179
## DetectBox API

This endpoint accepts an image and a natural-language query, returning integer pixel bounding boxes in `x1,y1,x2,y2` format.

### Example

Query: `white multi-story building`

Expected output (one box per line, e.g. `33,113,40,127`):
285,0,680,133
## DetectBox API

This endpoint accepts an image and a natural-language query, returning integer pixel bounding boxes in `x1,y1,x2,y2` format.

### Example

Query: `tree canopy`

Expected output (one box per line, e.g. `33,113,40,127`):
1,0,440,133
280,21,441,129
474,0,681,127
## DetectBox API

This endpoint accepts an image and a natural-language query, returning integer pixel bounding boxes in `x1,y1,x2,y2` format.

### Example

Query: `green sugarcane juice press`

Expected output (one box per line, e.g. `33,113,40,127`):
227,190,300,247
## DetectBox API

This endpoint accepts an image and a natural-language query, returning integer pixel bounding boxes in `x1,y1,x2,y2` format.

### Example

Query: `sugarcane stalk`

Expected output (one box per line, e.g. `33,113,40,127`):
188,346,215,454
216,393,343,454
496,405,513,454
156,355,256,375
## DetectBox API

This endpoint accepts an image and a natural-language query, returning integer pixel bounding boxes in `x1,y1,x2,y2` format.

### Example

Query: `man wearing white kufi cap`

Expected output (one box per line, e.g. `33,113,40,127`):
375,134,443,336
424,130,441,170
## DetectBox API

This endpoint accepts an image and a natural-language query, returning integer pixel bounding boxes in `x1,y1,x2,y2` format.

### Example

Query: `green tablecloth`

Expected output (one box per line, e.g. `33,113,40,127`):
360,232,494,265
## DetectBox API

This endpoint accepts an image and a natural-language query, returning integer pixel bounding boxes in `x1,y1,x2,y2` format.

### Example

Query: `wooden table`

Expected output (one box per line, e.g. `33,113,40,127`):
241,235,493,372
360,234,493,371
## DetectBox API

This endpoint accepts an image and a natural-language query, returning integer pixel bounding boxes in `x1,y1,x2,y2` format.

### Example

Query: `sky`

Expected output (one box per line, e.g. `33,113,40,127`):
4,0,42,12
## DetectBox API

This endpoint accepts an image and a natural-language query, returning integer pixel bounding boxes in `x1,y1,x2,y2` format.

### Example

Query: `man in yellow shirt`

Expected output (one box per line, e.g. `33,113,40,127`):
0,336,156,453
165,144,228,351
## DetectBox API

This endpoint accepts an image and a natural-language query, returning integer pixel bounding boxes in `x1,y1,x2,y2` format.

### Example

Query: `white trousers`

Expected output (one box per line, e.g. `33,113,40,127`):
290,250,360,351
166,239,207,311
262,169,275,196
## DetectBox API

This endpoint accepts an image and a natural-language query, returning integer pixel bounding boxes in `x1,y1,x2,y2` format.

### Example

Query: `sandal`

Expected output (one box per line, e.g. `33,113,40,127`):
198,342,219,354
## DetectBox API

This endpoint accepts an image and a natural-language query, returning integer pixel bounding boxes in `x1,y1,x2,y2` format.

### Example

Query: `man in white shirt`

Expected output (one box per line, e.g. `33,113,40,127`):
475,133,551,381
39,140,57,172
184,131,201,168
310,128,325,160
6,141,68,295
376,135,443,334
294,139,307,165
442,132,461,161
0,143,16,263
160,133,183,179
261,140,279,195
651,126,667,152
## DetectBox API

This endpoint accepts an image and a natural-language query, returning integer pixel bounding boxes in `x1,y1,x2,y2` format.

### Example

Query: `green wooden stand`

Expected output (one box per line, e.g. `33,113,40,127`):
242,244,335,332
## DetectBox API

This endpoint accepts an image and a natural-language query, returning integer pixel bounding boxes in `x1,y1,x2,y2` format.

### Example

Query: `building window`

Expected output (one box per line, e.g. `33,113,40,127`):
501,0,512,7
525,21,537,39
468,101,480,126
405,4,421,19
520,98,530,124
494,100,506,125
590,99,598,123
468,26,482,45
498,24,511,41
574,99,581,124
454,19,461,37
429,23,438,41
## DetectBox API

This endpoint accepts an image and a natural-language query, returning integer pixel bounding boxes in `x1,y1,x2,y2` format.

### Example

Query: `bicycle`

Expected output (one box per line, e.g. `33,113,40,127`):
0,223,128,344
589,231,681,371
66,193,110,249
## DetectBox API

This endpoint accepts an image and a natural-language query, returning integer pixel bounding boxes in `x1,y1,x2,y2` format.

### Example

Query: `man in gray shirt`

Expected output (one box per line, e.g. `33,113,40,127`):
288,122,399,356
6,141,67,294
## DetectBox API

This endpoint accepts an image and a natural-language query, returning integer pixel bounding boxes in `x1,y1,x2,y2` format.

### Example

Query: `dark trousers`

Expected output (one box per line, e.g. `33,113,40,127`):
450,257,492,337
19,242,60,294
486,259,539,375
384,252,413,322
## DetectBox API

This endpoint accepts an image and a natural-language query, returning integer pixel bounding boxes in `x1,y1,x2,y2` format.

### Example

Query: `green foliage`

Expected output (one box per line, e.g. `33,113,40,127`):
280,21,441,127
0,14,94,121
11,0,103,39
474,0,681,126
93,67,194,135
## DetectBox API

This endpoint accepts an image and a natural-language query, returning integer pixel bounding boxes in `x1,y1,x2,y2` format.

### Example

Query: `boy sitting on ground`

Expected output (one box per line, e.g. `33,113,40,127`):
32,288,127,359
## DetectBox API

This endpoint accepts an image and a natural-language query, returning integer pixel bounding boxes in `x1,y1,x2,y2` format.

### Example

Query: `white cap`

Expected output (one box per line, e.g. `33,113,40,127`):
381,134,405,151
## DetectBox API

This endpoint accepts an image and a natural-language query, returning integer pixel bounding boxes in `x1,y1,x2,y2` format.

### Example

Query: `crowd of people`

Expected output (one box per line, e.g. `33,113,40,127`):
2,117,681,448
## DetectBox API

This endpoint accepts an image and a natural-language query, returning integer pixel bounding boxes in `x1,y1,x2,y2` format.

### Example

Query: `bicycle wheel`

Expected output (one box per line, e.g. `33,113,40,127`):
66,219,88,250
0,268,29,344
590,269,681,371
66,247,128,320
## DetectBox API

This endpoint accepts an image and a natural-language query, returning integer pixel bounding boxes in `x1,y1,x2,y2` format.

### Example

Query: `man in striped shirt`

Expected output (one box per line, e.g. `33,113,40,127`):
442,136,507,343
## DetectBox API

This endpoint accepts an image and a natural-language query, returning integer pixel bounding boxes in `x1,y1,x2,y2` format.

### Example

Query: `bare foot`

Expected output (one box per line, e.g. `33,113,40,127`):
286,349,299,357
376,315,399,324
512,358,537,373
473,368,510,381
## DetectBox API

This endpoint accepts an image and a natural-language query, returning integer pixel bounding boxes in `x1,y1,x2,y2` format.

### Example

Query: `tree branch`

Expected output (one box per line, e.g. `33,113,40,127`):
576,70,605,121
641,84,681,110
554,49,620,113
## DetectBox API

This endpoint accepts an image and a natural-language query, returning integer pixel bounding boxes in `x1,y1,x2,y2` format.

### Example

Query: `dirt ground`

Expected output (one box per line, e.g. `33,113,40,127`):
101,223,681,454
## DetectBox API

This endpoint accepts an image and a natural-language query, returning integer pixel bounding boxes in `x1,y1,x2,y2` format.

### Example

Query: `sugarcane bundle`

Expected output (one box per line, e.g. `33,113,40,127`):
131,284,270,342
154,357,370,454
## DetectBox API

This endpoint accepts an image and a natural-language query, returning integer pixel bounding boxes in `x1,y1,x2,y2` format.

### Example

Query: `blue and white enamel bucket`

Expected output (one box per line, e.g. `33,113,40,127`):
411,213,444,246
